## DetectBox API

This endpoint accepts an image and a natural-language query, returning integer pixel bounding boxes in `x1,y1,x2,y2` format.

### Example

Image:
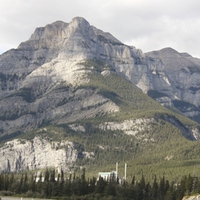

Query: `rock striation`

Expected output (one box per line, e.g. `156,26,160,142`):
0,136,78,172
1,17,200,132
1,17,200,172
0,17,200,134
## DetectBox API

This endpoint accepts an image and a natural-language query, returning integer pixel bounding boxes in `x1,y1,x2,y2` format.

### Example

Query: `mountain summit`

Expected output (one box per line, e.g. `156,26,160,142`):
0,17,143,136
1,17,200,173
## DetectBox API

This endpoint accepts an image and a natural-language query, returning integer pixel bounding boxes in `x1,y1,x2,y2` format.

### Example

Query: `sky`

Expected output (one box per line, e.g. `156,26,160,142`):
1,0,200,57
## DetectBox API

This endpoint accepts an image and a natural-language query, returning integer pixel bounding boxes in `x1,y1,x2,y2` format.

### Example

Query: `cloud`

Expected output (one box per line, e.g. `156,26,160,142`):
0,0,200,57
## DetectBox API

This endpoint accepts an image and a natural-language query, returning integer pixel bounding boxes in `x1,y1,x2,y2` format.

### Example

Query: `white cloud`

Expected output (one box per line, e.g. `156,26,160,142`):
0,0,200,57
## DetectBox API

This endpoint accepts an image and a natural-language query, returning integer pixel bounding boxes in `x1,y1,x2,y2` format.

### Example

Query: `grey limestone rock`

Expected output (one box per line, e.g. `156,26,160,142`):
1,17,200,172
1,17,200,135
0,136,78,172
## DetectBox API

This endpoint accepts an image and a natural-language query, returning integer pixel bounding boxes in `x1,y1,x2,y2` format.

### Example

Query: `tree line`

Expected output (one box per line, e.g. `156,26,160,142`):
0,169,199,200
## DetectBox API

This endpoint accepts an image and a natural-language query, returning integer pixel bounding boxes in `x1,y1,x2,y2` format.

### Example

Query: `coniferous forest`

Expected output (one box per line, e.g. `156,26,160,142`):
0,169,199,200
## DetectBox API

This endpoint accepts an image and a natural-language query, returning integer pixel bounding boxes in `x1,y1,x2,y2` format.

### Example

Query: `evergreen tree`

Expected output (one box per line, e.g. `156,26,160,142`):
79,168,88,195
22,172,28,193
44,168,50,182
50,169,56,183
0,174,3,191
29,174,36,192
16,174,23,193
88,177,96,194
185,174,193,195
95,177,107,194
164,186,174,200
152,175,158,200
9,173,14,190
159,176,166,199
64,174,72,196
131,175,135,186
176,179,186,200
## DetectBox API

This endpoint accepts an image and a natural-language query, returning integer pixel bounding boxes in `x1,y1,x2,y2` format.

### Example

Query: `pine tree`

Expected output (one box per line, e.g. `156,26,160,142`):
44,168,50,182
131,176,135,186
0,174,3,191
64,174,72,196
9,173,14,190
17,174,23,193
29,174,36,192
164,186,174,200
22,172,28,193
185,174,193,195
152,175,158,199
88,177,96,194
159,176,166,199
50,169,56,182
176,178,186,200
96,177,107,194
79,168,88,195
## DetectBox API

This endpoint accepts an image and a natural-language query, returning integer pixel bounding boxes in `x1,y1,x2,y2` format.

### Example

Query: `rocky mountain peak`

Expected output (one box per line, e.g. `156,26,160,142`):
17,17,92,52
0,16,200,138
29,16,91,40
146,47,179,58
28,20,68,41
1,17,200,173
70,17,91,30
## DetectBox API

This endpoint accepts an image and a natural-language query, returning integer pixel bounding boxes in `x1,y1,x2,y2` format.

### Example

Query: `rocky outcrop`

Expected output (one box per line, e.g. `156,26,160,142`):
98,117,200,141
0,136,79,172
2,16,200,173
99,118,154,136
183,195,200,200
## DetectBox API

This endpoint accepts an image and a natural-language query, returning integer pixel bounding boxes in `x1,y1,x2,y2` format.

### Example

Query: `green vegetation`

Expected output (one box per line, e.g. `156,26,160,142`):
15,118,200,184
147,90,168,99
79,59,114,73
86,72,166,120
2,58,200,192
173,100,198,111
0,169,199,200
6,59,200,184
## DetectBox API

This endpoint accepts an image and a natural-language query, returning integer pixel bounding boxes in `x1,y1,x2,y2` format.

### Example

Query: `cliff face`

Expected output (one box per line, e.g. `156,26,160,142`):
0,136,78,172
1,17,200,134
145,48,200,119
0,17,122,136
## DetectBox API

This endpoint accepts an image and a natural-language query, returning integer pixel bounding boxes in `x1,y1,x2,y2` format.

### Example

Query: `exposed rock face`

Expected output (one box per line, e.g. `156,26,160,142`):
99,118,155,136
1,17,200,173
145,48,200,114
1,17,200,131
0,17,122,136
182,195,200,200
0,136,78,172
98,117,200,140
0,17,200,135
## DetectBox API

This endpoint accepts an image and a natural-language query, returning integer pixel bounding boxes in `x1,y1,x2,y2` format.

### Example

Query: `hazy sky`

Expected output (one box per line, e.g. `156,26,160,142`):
1,0,200,57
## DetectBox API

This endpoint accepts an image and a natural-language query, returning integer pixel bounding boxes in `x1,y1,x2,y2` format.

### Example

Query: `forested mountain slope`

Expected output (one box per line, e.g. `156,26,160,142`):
1,17,200,181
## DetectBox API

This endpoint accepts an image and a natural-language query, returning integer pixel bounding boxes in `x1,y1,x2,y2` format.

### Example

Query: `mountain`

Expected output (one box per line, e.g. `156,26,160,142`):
145,48,200,121
1,17,200,180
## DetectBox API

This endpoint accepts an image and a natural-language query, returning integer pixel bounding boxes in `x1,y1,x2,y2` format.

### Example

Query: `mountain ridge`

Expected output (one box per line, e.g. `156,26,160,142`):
1,17,200,176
